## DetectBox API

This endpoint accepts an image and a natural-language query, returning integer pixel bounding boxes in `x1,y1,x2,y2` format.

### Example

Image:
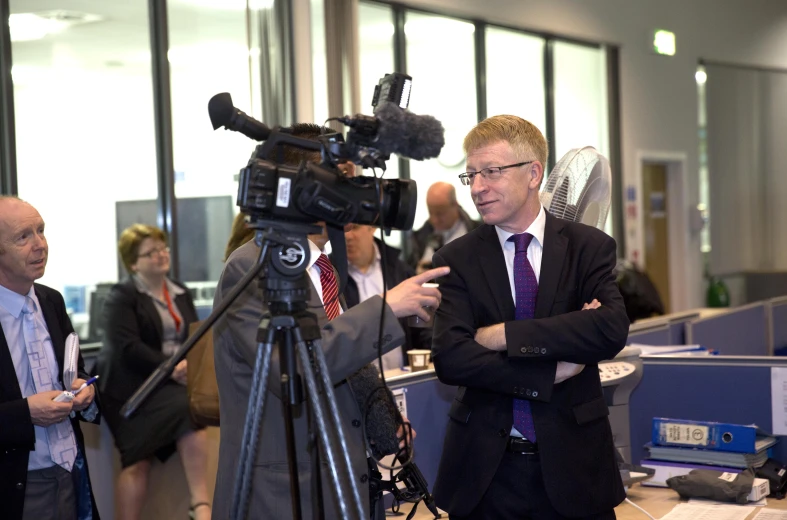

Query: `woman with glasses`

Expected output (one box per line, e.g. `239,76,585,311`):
97,224,211,520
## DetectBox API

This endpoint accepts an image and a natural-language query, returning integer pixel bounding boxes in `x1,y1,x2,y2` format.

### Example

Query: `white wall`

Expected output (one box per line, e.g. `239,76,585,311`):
377,0,787,310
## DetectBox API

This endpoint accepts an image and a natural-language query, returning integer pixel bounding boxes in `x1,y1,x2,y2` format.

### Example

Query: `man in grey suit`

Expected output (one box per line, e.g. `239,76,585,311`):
211,124,449,520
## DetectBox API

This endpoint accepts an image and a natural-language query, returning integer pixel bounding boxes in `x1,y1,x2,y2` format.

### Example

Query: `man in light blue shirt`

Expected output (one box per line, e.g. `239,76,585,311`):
0,196,100,520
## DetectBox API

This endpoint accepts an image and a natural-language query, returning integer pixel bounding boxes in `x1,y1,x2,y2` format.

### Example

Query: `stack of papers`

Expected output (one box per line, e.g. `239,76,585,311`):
659,502,754,520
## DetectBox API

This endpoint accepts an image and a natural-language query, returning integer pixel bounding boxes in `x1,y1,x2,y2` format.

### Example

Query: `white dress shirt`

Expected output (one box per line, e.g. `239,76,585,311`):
347,244,403,371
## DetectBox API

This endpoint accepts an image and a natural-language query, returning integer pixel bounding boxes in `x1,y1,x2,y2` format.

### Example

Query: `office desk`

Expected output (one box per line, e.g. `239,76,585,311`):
405,484,787,519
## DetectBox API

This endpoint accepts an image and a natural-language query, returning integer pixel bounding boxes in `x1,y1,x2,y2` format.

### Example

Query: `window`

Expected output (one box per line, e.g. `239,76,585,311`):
553,41,612,235
405,12,479,227
168,1,259,294
10,0,158,340
486,28,546,135
357,2,404,246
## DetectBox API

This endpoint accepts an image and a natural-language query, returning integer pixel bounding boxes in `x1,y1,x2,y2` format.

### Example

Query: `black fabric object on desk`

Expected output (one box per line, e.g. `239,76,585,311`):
667,468,755,504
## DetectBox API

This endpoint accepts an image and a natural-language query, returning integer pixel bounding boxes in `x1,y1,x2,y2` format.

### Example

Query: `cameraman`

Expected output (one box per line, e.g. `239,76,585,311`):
211,124,448,520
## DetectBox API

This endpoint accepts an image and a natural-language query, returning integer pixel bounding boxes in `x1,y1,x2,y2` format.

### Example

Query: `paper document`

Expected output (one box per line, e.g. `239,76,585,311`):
63,332,80,390
752,510,787,520
770,367,787,435
392,388,407,419
690,497,767,507
660,503,755,520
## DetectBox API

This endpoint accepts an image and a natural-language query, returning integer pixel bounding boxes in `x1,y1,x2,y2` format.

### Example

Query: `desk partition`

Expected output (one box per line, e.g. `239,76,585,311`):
629,355,787,465
771,297,787,356
686,302,771,355
627,323,671,346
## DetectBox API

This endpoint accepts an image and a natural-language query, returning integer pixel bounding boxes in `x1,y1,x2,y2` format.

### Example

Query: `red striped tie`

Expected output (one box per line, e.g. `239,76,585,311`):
315,254,341,320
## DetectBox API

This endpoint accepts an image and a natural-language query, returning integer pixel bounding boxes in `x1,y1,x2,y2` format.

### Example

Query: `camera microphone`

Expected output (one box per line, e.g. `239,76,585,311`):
340,101,445,161
208,92,272,141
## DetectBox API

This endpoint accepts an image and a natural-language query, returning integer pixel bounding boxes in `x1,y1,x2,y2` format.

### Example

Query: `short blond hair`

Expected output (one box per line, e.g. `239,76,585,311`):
463,115,548,167
118,224,167,274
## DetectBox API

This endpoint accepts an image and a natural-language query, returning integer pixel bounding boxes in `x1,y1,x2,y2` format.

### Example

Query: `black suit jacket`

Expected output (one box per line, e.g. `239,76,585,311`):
336,240,431,361
431,212,629,517
0,284,101,520
98,278,198,403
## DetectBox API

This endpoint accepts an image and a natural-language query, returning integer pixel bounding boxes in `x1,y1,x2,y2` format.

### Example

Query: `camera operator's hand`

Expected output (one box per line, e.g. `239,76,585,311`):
171,359,188,386
384,267,449,321
398,415,417,451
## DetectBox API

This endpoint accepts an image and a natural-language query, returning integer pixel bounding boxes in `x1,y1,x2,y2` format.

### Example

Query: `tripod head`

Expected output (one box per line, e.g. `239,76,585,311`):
247,218,322,313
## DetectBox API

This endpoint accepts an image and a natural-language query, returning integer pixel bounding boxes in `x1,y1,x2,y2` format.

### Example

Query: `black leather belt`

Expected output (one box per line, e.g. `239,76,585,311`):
507,437,539,454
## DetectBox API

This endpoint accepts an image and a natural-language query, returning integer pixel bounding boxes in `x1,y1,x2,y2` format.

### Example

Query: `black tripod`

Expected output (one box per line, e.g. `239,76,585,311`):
122,220,365,520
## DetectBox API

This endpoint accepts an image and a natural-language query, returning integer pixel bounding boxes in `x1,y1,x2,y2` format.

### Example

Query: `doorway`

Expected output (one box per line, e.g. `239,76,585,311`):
642,163,671,313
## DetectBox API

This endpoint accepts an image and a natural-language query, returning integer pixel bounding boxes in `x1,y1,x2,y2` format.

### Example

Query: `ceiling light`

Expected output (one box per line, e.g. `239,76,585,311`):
652,29,676,56
9,11,103,42
9,13,67,42
695,69,707,85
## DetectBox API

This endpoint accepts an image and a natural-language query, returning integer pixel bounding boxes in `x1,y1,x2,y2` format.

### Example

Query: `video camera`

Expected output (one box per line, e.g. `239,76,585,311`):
208,73,445,233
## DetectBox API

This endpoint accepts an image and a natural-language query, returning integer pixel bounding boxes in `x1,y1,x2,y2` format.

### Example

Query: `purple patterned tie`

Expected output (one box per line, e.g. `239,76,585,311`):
510,233,537,442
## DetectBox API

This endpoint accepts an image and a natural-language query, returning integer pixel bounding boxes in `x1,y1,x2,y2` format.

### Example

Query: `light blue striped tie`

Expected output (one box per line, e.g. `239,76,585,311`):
22,297,77,472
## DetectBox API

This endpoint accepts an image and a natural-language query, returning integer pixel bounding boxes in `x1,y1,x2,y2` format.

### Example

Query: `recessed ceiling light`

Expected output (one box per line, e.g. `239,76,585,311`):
9,10,103,42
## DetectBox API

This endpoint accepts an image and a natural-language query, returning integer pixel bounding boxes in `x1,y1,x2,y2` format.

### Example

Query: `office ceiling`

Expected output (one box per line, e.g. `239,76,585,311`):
9,0,249,72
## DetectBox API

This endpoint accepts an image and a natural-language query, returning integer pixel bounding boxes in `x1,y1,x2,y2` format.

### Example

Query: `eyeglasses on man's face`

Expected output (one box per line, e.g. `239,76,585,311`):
458,161,534,186
137,245,170,260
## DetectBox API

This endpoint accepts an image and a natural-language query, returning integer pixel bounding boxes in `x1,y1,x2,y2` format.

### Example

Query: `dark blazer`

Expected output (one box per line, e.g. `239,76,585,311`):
407,207,481,270
431,211,629,518
336,239,431,361
0,284,101,520
98,278,198,403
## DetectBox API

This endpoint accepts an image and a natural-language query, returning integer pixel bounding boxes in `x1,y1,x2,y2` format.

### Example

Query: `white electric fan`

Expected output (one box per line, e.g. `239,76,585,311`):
539,146,612,230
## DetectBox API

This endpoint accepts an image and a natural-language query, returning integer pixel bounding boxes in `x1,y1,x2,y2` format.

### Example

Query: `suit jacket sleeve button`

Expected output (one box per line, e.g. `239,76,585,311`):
360,474,368,483
15,482,24,490
526,389,532,397
520,347,527,354
532,391,539,397
527,346,534,353
352,419,361,428
541,348,546,354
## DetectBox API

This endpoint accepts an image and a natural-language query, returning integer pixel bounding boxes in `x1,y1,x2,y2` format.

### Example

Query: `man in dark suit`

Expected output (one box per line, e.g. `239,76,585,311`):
0,196,100,520
408,182,481,273
431,115,629,519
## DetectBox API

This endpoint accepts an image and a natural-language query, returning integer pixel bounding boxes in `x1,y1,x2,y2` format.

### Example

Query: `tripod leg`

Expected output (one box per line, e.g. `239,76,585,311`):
280,332,304,519
309,340,367,520
307,403,325,520
295,340,362,520
231,336,274,520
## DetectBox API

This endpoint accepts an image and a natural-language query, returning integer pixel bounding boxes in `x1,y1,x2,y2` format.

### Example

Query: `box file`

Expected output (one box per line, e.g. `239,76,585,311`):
653,417,777,454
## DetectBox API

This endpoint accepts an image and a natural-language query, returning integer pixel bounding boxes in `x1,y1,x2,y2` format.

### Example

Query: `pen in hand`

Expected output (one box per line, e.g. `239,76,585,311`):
74,375,99,395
